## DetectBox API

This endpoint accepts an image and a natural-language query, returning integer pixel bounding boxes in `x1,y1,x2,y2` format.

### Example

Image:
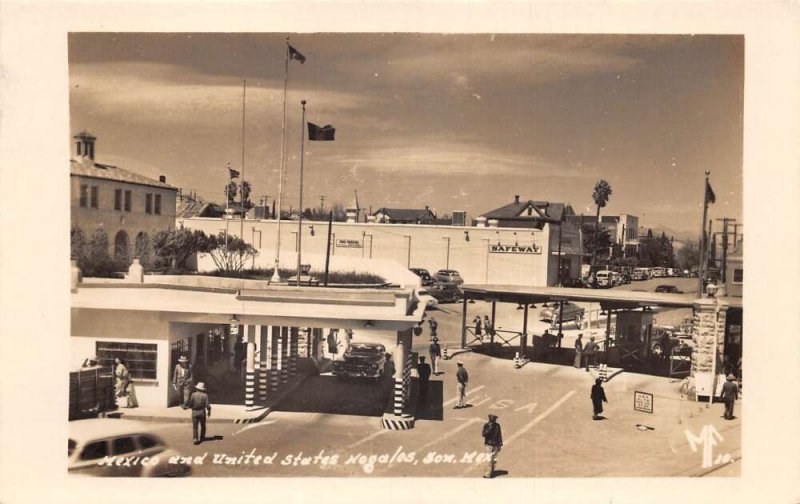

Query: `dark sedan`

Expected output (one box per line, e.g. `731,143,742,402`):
655,285,684,294
333,343,387,380
427,282,463,303
410,268,434,286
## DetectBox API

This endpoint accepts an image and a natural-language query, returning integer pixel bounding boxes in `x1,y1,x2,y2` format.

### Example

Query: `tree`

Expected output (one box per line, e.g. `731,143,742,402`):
582,225,613,260
590,180,613,271
676,241,700,272
225,181,238,205
204,232,258,273
240,180,253,210
71,227,117,277
152,228,210,272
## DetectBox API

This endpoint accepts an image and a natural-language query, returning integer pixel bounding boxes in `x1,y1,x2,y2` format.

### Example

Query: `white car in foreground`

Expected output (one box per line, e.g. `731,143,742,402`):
69,418,191,477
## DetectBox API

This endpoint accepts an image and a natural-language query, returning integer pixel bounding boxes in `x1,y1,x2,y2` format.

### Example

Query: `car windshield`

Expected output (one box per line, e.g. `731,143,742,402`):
349,345,383,355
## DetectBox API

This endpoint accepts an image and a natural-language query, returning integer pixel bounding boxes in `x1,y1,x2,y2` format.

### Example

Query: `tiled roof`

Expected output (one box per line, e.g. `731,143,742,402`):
481,200,571,222
70,159,176,191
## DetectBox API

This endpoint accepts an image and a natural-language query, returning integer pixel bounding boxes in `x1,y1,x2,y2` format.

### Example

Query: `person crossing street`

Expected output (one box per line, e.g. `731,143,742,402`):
455,362,469,408
187,382,211,445
482,414,503,478
429,338,442,375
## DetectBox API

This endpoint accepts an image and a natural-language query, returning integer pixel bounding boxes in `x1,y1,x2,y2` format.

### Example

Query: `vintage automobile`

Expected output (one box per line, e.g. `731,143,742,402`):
650,327,693,357
539,301,586,325
416,289,439,308
427,281,463,303
333,343,388,380
434,269,464,285
655,284,684,294
410,268,434,286
69,419,192,477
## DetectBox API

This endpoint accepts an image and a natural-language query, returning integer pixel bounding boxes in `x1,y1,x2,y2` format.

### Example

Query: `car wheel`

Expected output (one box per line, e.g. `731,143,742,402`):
652,344,663,357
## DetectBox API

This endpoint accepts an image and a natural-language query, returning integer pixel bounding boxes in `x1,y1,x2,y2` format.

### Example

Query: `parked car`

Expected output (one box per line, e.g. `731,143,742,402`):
427,281,463,303
409,268,434,286
631,269,648,281
561,277,586,288
333,343,387,380
69,419,192,477
595,270,613,288
539,301,586,324
655,285,683,294
434,269,464,285
620,273,632,284
651,327,692,357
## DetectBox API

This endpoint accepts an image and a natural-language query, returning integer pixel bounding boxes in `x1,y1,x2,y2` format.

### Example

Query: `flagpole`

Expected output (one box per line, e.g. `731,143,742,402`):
697,171,710,296
296,100,307,287
271,39,291,283
240,80,247,257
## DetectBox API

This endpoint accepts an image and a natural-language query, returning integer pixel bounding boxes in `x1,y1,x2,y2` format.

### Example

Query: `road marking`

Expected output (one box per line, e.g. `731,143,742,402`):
232,419,276,436
504,390,574,446
416,417,484,452
470,395,492,408
348,428,389,448
442,385,486,407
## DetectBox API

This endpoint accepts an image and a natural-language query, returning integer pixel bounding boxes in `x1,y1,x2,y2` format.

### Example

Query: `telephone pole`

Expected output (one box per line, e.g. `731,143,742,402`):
715,218,736,283
319,195,326,214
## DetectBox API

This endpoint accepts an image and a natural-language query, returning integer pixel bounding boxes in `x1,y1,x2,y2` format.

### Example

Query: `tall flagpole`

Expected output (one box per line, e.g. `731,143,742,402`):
296,100,307,287
240,80,247,252
697,170,710,296
271,40,291,283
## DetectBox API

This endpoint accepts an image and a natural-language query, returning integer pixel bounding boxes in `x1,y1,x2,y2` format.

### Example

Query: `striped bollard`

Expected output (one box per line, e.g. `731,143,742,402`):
280,329,288,384
393,376,404,415
514,352,521,368
443,345,449,360
259,326,268,402
270,331,280,393
244,341,255,409
289,330,298,378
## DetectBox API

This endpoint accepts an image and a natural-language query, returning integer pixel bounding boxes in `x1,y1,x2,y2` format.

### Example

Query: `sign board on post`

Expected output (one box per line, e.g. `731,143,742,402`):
634,391,654,413
335,238,363,248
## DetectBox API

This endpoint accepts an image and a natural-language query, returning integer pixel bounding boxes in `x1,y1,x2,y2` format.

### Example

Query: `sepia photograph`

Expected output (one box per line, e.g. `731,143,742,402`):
1,1,799,503
66,32,743,478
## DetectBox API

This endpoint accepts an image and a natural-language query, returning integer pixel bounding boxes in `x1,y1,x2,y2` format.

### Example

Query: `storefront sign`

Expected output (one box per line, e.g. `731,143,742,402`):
489,243,542,254
336,238,363,248
634,391,654,413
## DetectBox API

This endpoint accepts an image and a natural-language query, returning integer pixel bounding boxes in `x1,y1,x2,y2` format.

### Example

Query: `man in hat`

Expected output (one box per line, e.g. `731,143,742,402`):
187,382,211,445
590,378,608,420
583,336,598,371
455,362,469,408
428,317,439,338
172,355,193,409
417,356,432,405
429,337,442,375
721,374,739,420
482,413,503,478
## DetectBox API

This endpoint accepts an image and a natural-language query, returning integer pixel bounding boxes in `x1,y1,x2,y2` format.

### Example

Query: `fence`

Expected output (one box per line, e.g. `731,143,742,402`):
69,366,116,420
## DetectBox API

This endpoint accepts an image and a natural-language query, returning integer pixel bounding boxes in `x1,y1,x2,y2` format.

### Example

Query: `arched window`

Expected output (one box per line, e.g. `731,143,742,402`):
113,230,130,265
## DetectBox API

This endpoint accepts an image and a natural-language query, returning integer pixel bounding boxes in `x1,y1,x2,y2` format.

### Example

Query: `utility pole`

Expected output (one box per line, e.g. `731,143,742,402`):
715,218,736,283
319,195,326,214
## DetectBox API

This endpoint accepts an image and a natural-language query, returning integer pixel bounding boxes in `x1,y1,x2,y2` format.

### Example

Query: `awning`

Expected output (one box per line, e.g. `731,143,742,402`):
550,246,589,256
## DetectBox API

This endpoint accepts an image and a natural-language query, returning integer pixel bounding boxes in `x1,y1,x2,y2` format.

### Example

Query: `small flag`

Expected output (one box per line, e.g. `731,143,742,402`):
229,167,240,179
288,45,306,64
307,122,335,141
705,180,716,204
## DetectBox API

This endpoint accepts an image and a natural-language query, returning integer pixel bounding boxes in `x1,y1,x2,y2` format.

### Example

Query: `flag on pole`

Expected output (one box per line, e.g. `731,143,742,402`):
288,45,306,64
229,167,240,179
705,180,716,204
308,122,335,141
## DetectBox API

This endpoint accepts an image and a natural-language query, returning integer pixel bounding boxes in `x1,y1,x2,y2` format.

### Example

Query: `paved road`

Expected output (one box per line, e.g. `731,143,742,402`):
144,348,739,477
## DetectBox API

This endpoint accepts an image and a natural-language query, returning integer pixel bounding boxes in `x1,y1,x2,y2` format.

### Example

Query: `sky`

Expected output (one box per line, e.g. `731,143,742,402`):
68,33,743,238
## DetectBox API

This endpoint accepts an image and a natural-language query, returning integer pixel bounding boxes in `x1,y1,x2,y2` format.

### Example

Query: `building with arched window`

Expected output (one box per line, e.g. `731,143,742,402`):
70,132,177,267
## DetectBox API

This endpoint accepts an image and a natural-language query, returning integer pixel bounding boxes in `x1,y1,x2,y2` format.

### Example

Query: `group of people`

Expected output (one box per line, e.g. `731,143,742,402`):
471,315,494,341
83,356,139,408
573,333,599,371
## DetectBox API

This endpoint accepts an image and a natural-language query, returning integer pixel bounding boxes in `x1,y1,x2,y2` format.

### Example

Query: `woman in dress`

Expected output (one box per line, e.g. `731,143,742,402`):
114,358,138,408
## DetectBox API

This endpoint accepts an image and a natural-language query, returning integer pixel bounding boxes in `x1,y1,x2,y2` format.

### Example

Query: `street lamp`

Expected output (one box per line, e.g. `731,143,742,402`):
442,237,451,269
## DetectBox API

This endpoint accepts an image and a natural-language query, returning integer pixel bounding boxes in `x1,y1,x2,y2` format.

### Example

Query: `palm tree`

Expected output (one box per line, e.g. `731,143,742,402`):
591,180,613,274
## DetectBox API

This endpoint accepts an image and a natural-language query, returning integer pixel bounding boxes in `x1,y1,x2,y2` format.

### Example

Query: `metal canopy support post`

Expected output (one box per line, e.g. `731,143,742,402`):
460,295,468,349
522,303,529,355
491,301,497,345
606,308,613,347
557,301,564,342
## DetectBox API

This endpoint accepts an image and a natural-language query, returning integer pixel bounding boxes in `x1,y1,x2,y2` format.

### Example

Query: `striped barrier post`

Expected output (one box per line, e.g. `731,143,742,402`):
280,327,288,384
289,328,298,378
514,352,520,368
443,345,449,360
270,328,280,393
393,375,404,415
259,325,268,402
244,328,256,409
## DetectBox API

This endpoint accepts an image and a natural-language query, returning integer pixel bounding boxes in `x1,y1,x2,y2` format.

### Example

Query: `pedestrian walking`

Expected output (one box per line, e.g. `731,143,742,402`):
483,316,494,341
172,355,193,409
188,382,211,445
721,374,739,420
455,362,469,408
417,356,432,404
429,338,442,375
583,336,598,371
574,333,584,368
481,414,503,478
473,316,483,340
114,358,137,408
590,378,607,420
428,317,439,338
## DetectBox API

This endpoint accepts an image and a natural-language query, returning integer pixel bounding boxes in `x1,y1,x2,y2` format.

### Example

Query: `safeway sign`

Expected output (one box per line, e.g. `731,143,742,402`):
490,244,542,254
